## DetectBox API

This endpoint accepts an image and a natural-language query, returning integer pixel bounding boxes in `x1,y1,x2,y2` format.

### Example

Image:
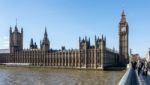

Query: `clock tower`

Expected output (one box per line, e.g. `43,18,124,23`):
119,11,129,66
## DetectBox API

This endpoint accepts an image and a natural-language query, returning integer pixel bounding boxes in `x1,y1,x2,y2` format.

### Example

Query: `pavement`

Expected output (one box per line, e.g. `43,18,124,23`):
136,69,150,85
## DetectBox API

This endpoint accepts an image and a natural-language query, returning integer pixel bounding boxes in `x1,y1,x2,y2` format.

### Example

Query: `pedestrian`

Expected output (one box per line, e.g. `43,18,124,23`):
131,61,137,70
137,61,142,75
134,61,137,70
143,61,148,76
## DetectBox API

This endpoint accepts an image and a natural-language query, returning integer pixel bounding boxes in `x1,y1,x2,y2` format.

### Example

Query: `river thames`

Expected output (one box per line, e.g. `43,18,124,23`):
0,67,125,85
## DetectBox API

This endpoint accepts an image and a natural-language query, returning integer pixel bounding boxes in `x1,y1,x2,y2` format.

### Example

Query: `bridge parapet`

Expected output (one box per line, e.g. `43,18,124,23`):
118,66,139,85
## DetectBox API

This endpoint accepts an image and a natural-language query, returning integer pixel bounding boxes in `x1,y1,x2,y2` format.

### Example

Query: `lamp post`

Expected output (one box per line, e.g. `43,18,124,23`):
129,49,132,63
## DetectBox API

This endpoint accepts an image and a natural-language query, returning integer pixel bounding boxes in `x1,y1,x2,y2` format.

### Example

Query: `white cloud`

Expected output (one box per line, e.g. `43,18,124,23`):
0,36,9,49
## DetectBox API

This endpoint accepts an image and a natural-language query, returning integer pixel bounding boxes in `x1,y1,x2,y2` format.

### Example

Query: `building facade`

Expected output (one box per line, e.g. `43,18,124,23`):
119,11,129,66
7,11,129,69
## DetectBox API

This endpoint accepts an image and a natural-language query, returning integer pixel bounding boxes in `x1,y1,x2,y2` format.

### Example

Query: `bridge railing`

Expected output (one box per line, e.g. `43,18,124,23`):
118,65,139,85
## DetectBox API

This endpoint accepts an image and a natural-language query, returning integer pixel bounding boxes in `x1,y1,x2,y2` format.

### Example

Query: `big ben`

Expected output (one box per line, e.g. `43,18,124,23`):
119,11,129,66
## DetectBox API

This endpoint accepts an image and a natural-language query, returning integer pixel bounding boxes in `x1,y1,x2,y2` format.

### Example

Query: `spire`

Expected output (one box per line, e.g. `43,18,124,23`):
40,40,42,49
30,38,34,46
34,42,37,49
102,34,104,40
122,10,125,16
104,36,106,41
121,10,126,23
15,18,18,32
85,36,87,41
16,18,18,27
42,27,50,51
89,37,90,45
44,27,48,37
30,38,34,49
79,36,81,43
21,27,23,33
15,26,18,32
40,40,42,45
130,49,132,55
95,35,97,41
42,27,50,46
10,25,12,33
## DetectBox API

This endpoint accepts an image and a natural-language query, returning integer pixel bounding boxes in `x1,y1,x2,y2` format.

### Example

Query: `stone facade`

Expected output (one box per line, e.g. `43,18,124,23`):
119,11,129,65
7,11,129,69
0,53,9,63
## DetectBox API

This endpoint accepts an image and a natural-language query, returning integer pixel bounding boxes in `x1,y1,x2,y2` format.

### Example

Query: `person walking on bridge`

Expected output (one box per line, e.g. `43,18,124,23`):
143,61,148,76
137,60,143,75
131,61,137,70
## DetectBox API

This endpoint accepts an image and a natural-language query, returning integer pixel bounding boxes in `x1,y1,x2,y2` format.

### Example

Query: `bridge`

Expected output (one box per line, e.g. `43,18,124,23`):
118,64,150,85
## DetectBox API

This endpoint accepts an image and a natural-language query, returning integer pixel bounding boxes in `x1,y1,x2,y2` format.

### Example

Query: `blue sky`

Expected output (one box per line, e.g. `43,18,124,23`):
0,0,150,57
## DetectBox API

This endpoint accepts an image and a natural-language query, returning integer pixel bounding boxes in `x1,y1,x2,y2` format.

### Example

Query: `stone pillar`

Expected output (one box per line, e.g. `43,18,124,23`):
35,51,37,66
47,53,48,66
28,51,30,64
54,52,55,66
79,50,81,68
68,51,70,66
61,52,63,66
75,51,77,67
56,52,58,66
26,51,29,63
58,52,60,66
53,52,55,66
72,51,73,67
51,53,52,66
92,50,94,68
94,49,97,69
16,52,18,63
34,50,36,66
85,50,87,68
50,53,51,66
52,53,54,66
65,52,66,66
15,51,19,63
33,50,35,66
16,51,17,63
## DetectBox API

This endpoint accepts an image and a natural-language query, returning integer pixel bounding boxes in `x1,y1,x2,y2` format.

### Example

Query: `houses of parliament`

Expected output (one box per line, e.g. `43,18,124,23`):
5,11,129,69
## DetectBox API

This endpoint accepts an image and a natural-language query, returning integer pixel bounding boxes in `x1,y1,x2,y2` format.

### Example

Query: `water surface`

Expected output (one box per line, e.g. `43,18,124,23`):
0,67,125,85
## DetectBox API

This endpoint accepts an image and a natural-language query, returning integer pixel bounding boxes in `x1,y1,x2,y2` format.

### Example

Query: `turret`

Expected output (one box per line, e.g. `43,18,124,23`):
40,40,42,50
10,26,12,34
95,35,106,49
30,38,38,49
30,38,34,49
41,27,50,52
79,36,90,50
21,28,23,35
14,25,18,32
120,10,126,23
9,23,23,53
34,42,37,49
9,26,12,52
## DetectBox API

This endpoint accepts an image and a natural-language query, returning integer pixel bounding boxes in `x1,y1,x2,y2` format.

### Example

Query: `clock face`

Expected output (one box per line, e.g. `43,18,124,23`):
121,27,126,32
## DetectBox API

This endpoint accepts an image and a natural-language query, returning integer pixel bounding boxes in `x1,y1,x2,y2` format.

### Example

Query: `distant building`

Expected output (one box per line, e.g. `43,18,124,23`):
0,49,9,63
145,49,150,62
130,54,140,62
1,11,129,69
0,49,10,53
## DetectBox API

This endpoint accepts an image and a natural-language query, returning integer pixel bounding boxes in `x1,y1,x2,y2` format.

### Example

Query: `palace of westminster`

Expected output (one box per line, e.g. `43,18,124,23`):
0,11,129,69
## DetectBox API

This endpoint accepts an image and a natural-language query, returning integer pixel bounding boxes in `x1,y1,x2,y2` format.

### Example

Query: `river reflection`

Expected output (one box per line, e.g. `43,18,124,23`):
0,67,125,85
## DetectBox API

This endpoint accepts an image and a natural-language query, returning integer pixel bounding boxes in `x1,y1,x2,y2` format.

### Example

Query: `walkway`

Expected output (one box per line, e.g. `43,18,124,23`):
118,67,150,85
136,70,150,85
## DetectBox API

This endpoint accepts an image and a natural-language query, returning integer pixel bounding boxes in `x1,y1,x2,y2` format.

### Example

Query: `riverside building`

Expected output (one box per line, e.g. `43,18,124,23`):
6,11,129,69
